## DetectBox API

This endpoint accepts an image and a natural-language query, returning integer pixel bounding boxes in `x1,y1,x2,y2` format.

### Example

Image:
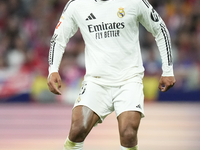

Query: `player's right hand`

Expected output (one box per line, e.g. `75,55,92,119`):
47,72,62,95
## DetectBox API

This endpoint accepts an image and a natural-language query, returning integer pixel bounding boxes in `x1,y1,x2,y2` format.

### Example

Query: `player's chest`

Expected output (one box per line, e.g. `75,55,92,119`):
74,2,137,27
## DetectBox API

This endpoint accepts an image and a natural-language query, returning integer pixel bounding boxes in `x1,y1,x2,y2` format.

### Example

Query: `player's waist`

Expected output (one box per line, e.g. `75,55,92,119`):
84,68,144,86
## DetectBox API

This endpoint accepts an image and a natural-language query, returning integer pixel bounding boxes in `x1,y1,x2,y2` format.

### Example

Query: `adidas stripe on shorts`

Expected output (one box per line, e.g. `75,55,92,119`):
73,81,145,124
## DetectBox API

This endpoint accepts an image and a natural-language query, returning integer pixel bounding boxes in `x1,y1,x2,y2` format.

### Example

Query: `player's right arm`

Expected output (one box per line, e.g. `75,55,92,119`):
47,0,78,95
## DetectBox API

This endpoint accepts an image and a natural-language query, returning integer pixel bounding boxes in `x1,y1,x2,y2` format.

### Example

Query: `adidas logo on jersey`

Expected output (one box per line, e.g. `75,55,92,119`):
86,13,96,21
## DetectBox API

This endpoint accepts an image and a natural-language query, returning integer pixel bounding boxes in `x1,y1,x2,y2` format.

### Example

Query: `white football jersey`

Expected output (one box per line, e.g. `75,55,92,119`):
48,0,174,86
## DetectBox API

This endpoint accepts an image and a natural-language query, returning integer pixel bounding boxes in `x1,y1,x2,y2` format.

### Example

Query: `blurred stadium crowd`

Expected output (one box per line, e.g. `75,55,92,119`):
0,0,199,103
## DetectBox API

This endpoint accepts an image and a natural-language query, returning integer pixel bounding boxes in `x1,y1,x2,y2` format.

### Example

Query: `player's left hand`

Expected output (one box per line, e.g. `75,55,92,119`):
158,76,176,92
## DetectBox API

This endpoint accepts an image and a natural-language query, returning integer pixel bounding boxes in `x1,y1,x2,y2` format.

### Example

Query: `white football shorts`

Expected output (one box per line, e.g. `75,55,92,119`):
73,81,145,124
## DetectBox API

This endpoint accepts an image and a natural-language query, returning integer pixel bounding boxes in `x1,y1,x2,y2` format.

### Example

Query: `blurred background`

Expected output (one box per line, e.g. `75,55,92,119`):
0,0,200,150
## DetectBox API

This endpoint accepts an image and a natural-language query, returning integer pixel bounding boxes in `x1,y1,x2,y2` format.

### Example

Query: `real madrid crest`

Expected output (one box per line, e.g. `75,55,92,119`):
117,7,125,18
76,96,81,103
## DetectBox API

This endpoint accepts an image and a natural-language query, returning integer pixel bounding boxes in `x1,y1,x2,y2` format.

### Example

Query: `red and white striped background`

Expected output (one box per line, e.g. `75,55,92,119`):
0,102,200,150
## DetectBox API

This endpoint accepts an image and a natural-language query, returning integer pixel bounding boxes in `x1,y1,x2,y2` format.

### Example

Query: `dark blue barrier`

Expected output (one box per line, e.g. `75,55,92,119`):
158,89,200,101
0,93,31,103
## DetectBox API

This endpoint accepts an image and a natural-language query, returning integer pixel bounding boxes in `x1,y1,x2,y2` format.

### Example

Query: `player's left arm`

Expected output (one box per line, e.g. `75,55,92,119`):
137,0,176,92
